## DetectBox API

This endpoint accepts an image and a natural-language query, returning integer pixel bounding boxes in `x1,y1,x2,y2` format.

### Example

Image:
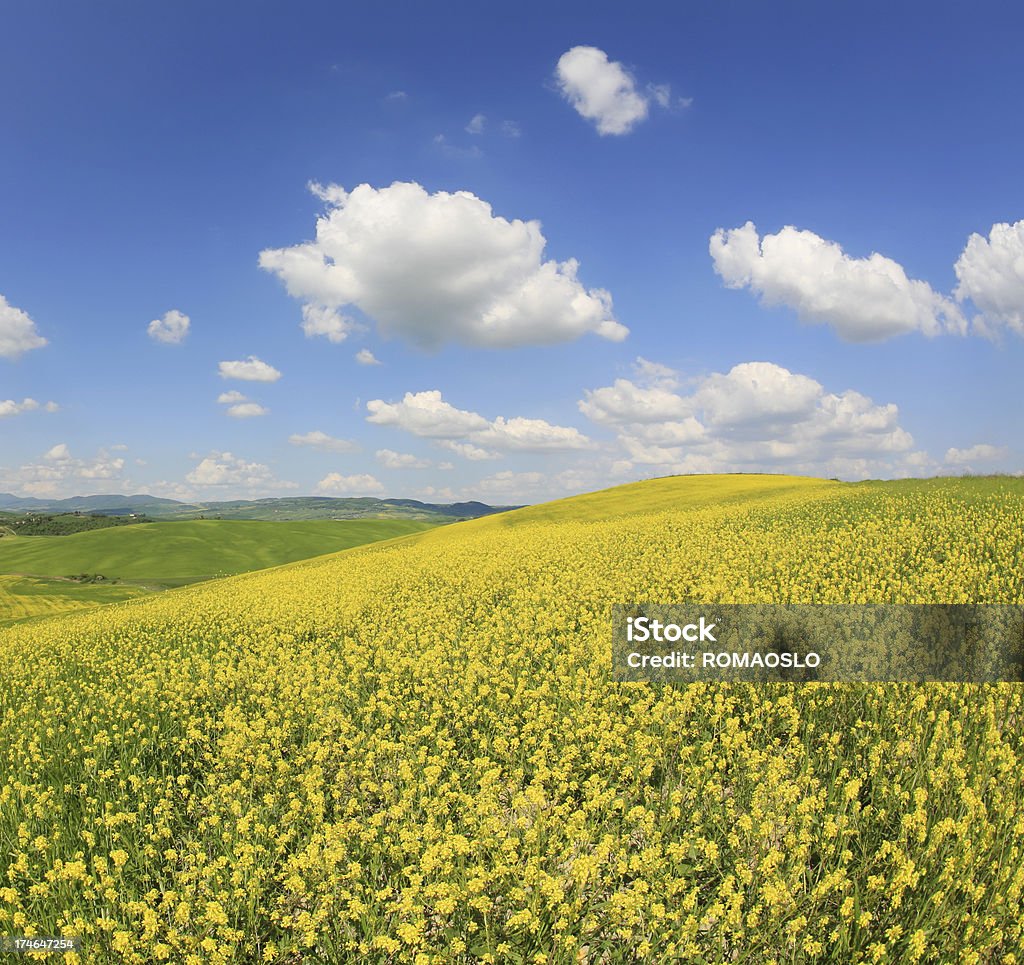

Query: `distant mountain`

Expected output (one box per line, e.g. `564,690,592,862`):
0,493,522,522
0,493,186,513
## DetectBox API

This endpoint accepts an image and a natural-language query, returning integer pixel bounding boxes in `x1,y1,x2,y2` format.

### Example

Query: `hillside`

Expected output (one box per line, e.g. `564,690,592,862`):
1,474,1023,962
0,492,520,522
0,517,437,622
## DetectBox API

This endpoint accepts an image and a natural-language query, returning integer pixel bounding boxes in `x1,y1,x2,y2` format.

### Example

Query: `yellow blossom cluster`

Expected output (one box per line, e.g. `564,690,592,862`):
1,474,1022,962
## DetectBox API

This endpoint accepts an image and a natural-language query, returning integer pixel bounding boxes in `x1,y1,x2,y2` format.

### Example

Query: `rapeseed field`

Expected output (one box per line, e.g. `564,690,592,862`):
1,474,1023,963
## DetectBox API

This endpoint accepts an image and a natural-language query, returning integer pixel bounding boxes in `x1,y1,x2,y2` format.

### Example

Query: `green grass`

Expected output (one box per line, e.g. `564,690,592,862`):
0,574,154,624
0,518,438,622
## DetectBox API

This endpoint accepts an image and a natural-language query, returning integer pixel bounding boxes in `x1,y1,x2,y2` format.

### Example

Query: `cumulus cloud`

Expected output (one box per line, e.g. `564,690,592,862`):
555,46,649,135
0,295,47,359
186,451,296,492
226,402,269,418
147,309,190,345
0,444,127,497
218,356,282,382
376,449,431,469
289,430,357,453
954,220,1024,335
315,472,385,495
217,390,248,404
259,181,625,350
367,390,591,451
945,444,1009,465
465,113,486,134
367,391,490,438
0,398,58,418
355,348,381,365
301,305,356,343
580,358,920,480
710,222,967,342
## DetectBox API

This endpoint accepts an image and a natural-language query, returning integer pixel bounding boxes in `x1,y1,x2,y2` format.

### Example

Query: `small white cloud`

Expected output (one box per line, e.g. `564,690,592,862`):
301,305,355,343
226,402,269,418
436,440,501,461
432,134,483,160
315,472,384,495
465,113,486,134
289,430,357,453
954,220,1024,336
217,390,248,404
0,294,47,359
186,451,296,492
555,46,649,135
218,356,282,382
355,348,381,365
386,90,407,101
147,309,190,345
710,222,967,342
417,485,455,500
501,120,521,138
376,449,431,469
0,398,58,418
944,444,1009,465
259,181,625,350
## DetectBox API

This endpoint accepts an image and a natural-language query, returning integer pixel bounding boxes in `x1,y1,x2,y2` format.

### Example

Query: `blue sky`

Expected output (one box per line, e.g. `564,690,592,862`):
2,0,1022,503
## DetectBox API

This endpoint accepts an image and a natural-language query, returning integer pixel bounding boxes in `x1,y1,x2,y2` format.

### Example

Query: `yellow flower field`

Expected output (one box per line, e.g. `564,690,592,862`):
1,474,1023,963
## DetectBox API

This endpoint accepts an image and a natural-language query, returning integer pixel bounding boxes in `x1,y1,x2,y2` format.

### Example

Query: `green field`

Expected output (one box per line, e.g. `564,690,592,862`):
0,518,437,622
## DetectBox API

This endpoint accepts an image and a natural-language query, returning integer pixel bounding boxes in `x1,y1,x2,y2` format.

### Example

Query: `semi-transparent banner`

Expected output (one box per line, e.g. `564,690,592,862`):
612,604,1024,682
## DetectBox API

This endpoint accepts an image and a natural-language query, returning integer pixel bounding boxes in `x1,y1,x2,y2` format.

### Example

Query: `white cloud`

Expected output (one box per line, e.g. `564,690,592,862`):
147,309,190,345
218,356,282,382
0,444,128,497
579,358,918,479
259,181,626,350
376,449,431,469
301,304,356,343
386,90,408,102
555,46,649,135
368,389,591,451
474,416,592,451
501,120,521,138
710,222,967,342
466,113,486,134
945,444,1009,465
367,390,490,438
315,472,384,495
0,294,47,359
417,485,456,501
217,390,248,404
186,451,296,492
436,440,501,461
0,398,58,418
355,348,381,365
954,220,1024,335
226,402,269,418
289,430,357,453
432,134,483,160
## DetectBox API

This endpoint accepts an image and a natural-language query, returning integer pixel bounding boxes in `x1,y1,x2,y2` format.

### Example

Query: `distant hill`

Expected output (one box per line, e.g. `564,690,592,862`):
0,493,522,522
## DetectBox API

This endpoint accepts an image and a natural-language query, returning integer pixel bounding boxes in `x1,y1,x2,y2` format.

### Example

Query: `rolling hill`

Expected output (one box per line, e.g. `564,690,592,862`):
1,474,1023,962
0,517,437,622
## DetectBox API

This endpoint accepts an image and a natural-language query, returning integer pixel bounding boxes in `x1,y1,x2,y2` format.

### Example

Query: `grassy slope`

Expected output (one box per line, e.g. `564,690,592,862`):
0,518,437,622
